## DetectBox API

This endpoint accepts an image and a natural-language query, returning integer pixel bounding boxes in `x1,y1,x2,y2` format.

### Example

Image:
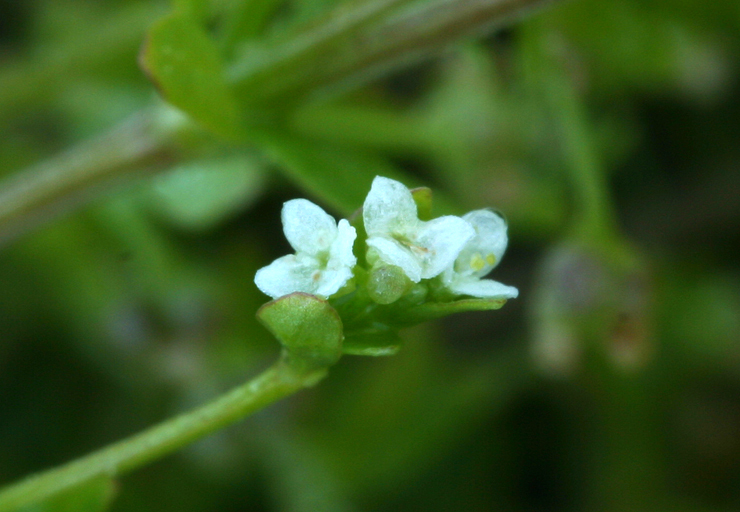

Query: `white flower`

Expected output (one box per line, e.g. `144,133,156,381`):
363,176,475,283
441,209,519,299
255,199,357,299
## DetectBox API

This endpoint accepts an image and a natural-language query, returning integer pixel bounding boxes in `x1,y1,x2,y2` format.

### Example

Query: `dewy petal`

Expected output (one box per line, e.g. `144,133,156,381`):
448,278,519,299
367,237,423,282
363,176,419,236
330,219,358,268
254,254,323,299
282,199,337,255
414,215,475,279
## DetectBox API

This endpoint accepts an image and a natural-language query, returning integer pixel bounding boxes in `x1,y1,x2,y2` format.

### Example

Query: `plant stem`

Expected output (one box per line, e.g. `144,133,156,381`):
0,358,326,512
0,108,177,248
0,0,560,250
230,0,559,105
522,26,616,240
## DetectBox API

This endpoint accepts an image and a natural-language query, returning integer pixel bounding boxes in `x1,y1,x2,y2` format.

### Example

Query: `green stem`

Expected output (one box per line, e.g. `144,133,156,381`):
521,26,616,240
0,108,178,248
547,70,615,239
0,357,326,512
230,0,559,105
0,0,560,250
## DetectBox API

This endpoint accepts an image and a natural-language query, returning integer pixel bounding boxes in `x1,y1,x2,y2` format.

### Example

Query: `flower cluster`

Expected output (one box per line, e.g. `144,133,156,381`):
255,176,518,302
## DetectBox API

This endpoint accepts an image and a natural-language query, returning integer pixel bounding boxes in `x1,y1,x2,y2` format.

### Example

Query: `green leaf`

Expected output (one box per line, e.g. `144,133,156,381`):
140,12,244,140
343,328,401,356
149,154,267,231
257,293,344,369
172,0,209,20
219,0,284,50
399,297,507,326
251,129,411,216
16,476,115,512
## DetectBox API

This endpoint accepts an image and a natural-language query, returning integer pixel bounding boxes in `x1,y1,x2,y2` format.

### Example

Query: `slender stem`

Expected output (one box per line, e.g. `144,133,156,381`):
230,0,559,104
522,27,616,239
547,71,615,238
0,108,178,248
0,358,326,512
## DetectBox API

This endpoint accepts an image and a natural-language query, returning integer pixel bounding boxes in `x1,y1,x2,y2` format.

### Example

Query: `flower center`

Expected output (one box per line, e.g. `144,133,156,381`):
469,252,496,272
393,234,431,259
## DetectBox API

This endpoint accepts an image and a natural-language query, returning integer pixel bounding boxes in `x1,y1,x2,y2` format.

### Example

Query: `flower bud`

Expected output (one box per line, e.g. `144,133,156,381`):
367,264,412,304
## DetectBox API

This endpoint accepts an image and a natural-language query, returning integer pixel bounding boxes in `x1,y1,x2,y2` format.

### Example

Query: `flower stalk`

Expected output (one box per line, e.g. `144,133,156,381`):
0,357,325,512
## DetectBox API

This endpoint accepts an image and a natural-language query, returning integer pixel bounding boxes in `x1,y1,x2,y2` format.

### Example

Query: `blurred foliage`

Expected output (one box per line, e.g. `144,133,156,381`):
1,0,740,511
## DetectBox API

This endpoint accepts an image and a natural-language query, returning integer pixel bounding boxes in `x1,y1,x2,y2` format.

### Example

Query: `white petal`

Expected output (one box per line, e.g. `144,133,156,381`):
415,215,475,279
363,176,418,236
330,219,358,268
367,237,422,282
315,266,354,297
254,254,322,299
282,199,337,255
448,278,519,299
460,209,508,278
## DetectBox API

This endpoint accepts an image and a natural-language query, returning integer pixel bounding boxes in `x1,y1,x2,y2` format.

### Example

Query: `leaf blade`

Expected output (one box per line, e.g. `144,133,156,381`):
140,13,244,140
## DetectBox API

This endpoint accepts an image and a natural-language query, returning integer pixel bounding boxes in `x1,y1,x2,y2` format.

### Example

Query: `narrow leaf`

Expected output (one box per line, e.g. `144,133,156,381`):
252,129,412,216
399,297,507,326
343,328,401,356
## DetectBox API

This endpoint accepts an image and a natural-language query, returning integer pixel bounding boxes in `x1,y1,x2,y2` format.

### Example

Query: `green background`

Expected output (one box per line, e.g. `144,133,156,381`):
1,0,739,510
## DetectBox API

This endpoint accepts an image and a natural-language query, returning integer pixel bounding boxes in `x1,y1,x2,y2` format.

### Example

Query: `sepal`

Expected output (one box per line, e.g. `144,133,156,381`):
257,293,343,370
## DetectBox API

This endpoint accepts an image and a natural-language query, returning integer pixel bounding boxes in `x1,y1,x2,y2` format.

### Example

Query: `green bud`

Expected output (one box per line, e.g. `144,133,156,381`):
367,265,412,304
257,292,343,370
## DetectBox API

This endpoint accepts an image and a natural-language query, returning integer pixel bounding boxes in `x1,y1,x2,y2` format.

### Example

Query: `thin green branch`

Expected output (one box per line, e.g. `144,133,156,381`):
0,357,326,512
521,26,616,240
230,0,559,104
0,108,177,248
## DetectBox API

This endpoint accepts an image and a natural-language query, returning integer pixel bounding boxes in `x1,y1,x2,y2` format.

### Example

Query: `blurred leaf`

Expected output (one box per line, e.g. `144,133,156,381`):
140,12,244,140
150,153,267,231
257,293,344,369
15,475,115,512
343,328,401,356
218,0,285,50
172,0,209,20
252,129,409,215
399,297,507,326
